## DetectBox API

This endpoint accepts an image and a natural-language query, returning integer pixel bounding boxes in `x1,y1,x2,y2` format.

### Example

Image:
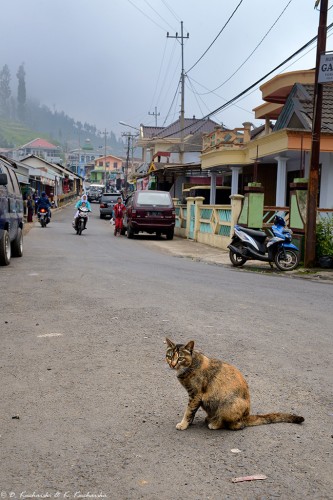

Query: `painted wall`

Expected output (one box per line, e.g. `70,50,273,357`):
319,153,333,208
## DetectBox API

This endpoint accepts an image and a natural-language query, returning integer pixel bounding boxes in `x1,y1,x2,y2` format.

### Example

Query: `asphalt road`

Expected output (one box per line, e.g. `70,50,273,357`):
1,203,332,500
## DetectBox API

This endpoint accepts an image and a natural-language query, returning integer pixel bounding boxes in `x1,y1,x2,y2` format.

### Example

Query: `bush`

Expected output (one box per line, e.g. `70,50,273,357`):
316,215,333,258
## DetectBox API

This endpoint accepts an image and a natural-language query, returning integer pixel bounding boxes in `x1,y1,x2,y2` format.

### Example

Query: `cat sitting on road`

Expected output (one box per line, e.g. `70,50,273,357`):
165,338,304,431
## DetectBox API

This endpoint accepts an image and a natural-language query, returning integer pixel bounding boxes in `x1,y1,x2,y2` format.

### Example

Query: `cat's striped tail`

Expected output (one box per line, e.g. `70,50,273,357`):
245,413,304,426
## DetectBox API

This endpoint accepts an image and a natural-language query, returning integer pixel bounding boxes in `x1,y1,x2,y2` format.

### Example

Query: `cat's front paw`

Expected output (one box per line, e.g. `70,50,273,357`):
176,421,189,430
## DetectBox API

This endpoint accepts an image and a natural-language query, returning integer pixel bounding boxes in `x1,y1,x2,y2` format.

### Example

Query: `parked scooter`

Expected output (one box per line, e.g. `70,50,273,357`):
74,206,90,235
228,215,299,271
38,207,50,228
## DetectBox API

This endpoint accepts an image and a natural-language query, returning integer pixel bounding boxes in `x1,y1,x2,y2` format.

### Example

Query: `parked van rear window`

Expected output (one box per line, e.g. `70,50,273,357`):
137,192,171,206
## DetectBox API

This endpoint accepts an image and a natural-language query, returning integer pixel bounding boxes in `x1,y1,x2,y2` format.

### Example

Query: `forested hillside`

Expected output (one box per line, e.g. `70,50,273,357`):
0,63,124,154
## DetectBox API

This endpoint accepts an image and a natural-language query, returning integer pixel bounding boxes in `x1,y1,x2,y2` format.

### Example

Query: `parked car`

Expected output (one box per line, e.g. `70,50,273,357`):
99,192,123,219
0,157,24,265
123,190,175,239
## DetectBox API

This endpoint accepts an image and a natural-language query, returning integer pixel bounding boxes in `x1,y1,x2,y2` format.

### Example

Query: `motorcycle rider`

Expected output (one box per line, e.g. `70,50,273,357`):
113,196,126,236
73,194,91,229
36,192,52,221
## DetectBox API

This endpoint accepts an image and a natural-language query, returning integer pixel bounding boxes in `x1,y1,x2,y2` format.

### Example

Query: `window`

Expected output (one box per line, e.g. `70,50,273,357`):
113,162,118,169
137,191,171,206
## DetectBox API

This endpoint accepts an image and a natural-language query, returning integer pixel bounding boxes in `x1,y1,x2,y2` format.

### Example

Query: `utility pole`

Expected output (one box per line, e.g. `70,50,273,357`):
101,129,109,191
304,0,328,267
121,132,138,194
167,21,189,164
148,106,160,127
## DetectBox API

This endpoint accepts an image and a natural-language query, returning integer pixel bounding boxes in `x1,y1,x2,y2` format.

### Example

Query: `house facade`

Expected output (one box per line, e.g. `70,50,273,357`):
13,138,62,164
201,69,333,210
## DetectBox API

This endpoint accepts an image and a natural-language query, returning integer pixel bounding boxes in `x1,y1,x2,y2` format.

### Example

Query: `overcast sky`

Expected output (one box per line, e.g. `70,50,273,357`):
1,0,332,138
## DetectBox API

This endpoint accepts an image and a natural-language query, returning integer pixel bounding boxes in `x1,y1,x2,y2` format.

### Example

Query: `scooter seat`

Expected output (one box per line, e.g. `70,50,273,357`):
238,226,267,239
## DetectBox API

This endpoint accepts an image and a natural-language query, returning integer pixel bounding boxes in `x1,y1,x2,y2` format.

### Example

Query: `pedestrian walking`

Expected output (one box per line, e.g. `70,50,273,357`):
27,195,34,223
113,197,126,236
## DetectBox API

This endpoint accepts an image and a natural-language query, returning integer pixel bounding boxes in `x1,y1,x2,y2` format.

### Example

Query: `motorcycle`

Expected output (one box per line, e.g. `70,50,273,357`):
74,206,90,235
228,215,299,271
38,207,50,228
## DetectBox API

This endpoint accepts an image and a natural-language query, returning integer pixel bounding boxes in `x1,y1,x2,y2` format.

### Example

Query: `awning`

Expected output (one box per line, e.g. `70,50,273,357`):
16,173,30,185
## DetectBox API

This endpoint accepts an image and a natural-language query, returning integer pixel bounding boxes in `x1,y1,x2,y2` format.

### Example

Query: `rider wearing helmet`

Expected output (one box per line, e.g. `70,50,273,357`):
36,192,52,220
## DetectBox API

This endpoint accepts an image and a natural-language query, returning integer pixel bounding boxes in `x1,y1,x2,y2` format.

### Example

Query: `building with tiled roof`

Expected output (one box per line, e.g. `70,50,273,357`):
14,138,62,164
201,69,333,210
137,116,220,166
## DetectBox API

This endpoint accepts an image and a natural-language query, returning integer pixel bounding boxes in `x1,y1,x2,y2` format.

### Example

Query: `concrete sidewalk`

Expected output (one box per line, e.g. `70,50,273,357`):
144,235,333,283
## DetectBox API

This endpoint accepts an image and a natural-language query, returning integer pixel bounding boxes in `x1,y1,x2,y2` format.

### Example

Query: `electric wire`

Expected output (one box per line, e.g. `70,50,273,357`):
160,0,181,22
162,79,181,126
196,0,294,96
159,52,182,111
186,76,208,116
127,0,167,31
148,37,168,113
161,23,333,139
186,0,244,74
143,0,177,31
187,75,254,115
155,39,178,108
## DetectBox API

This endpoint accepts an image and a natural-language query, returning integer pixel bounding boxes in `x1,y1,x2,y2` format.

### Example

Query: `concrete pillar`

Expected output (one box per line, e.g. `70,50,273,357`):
230,194,244,234
231,167,242,195
209,172,217,204
185,197,195,238
275,156,288,207
194,196,205,241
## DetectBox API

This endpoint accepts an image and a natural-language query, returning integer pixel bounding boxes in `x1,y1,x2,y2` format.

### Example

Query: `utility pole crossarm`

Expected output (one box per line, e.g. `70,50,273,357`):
148,107,160,127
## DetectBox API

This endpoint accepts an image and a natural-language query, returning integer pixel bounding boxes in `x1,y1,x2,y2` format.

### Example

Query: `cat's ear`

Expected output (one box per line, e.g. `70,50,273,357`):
184,340,194,353
166,338,175,348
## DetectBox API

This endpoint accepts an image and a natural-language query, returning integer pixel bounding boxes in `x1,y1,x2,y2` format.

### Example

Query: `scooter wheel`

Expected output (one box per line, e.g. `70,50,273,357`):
229,248,247,267
274,249,299,271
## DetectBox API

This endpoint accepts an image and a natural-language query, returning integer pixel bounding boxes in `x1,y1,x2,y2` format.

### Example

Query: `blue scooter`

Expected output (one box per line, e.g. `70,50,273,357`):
228,215,299,271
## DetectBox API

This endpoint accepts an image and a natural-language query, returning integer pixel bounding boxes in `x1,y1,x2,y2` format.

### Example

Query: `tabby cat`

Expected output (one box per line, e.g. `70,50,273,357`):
165,338,304,431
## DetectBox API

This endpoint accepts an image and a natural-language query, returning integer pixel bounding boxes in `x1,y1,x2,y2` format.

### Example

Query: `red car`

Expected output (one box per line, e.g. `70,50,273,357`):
123,190,175,239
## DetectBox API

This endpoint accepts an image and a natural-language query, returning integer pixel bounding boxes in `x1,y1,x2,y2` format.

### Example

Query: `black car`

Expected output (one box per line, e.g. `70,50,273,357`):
0,157,24,265
88,186,103,203
99,192,123,219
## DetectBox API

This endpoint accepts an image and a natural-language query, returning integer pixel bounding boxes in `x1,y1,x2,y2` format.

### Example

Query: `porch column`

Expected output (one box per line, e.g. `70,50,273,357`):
231,167,242,195
209,171,217,204
275,156,288,206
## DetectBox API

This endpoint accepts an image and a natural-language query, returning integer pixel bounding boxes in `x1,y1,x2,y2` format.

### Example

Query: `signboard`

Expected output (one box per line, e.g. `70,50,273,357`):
318,53,333,83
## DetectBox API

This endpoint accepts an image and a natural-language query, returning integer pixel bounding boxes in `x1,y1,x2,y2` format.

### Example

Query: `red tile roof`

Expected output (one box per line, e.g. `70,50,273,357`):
20,138,59,150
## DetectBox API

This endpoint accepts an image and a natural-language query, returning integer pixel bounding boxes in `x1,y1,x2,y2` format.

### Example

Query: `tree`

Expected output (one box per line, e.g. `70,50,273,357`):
16,63,26,121
0,64,11,117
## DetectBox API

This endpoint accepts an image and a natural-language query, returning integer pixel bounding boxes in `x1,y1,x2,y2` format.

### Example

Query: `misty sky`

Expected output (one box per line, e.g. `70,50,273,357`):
1,0,332,139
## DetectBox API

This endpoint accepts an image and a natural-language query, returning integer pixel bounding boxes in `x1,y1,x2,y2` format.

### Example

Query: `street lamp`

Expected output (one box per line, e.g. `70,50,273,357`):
119,121,140,132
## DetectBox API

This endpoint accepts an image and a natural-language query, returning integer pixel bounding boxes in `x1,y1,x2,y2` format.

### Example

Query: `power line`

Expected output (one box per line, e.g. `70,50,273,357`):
186,0,244,74
127,0,167,31
160,0,181,22
163,79,181,125
148,37,168,111
155,39,178,107
161,23,333,139
187,75,254,115
186,76,207,116
143,0,177,31
197,0,294,96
